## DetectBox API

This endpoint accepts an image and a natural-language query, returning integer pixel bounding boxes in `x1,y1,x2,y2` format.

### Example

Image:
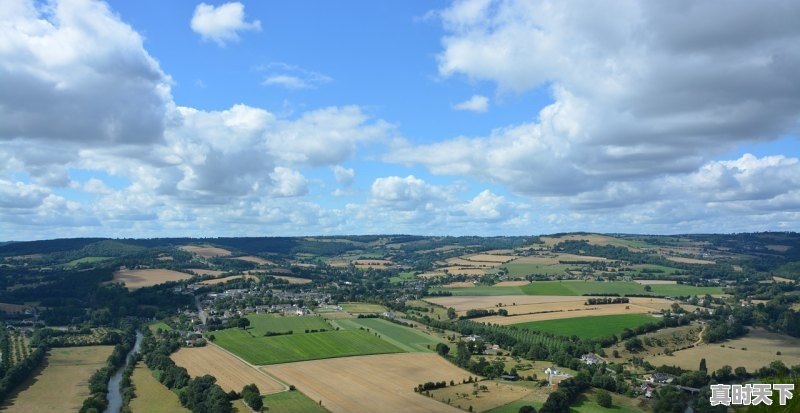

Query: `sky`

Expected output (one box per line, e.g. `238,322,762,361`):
1,0,800,240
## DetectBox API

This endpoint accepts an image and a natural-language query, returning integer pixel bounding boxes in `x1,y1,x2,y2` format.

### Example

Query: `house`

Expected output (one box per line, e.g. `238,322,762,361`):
464,334,482,342
580,353,602,365
649,372,673,384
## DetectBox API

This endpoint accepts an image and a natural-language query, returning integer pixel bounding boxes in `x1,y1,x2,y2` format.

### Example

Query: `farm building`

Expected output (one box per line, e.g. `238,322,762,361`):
580,353,603,365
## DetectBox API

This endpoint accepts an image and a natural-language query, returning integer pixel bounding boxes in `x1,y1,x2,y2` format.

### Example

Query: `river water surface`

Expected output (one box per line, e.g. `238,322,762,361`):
103,331,143,413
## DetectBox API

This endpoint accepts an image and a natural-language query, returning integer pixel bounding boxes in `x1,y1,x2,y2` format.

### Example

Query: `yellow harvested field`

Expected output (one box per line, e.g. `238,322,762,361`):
198,275,256,286
465,254,516,263
634,280,678,285
274,275,312,284
446,258,499,267
494,280,530,287
111,269,193,290
441,267,487,276
511,253,607,265
188,268,225,276
477,304,657,325
648,329,800,371
541,234,630,247
773,276,794,283
172,345,284,394
417,272,447,278
232,256,275,265
431,380,545,412
0,302,30,314
664,256,715,265
2,346,113,413
179,244,231,258
262,353,471,413
766,244,792,252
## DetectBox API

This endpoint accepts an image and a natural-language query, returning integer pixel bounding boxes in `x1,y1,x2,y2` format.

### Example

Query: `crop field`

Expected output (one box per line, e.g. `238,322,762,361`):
197,275,252,285
466,254,517,263
0,302,30,314
626,264,682,276
232,255,274,265
1,346,113,413
446,258,500,267
111,269,193,290
440,267,488,276
340,302,386,313
648,328,800,371
510,313,659,339
214,328,402,365
539,234,648,249
255,390,329,413
430,380,546,412
425,295,594,311
245,313,331,334
262,353,472,413
633,279,677,285
335,318,443,352
434,281,724,297
179,244,231,258
477,303,656,325
171,345,284,393
273,275,313,284
494,280,530,286
664,256,715,265
130,365,190,413
502,262,572,276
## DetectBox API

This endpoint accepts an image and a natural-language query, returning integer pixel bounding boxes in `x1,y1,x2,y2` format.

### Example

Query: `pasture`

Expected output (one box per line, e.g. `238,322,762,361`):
179,244,231,258
63,256,110,267
245,313,331,335
431,380,547,412
648,328,800,372
147,321,172,333
111,269,193,290
510,313,659,340
335,317,443,352
257,390,328,413
262,353,472,413
213,328,402,365
171,345,284,393
340,302,386,313
1,346,113,413
129,365,190,413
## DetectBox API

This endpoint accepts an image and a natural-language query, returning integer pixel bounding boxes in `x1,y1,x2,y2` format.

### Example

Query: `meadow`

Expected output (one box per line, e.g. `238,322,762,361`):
335,317,443,352
258,390,329,413
510,313,659,340
213,328,402,365
129,365,190,413
245,313,331,334
340,302,386,313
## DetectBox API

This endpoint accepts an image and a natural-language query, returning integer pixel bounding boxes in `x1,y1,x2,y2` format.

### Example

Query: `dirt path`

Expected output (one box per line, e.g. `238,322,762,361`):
694,323,707,346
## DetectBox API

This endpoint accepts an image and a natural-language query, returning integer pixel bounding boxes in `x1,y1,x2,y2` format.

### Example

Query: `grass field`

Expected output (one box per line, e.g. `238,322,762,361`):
340,302,387,313
262,353,470,413
390,271,417,283
431,380,547,412
648,328,800,371
171,344,284,393
569,390,645,413
335,318,443,352
511,313,659,339
147,321,173,333
433,281,723,297
63,256,110,267
111,269,193,290
503,263,574,276
260,390,329,413
214,328,402,365
245,313,331,334
130,365,190,413
1,346,113,413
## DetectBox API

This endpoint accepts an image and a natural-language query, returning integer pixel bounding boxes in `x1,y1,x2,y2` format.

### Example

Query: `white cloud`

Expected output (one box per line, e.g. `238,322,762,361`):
269,167,308,198
190,2,261,46
332,165,355,186
394,0,800,200
370,175,447,211
453,95,489,112
260,63,332,90
459,190,514,222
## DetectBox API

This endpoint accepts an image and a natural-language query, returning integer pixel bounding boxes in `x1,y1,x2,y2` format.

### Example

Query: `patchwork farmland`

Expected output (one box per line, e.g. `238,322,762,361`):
110,268,193,290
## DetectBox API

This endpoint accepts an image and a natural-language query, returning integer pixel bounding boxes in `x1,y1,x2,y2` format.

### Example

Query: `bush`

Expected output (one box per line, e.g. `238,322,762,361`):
596,390,613,408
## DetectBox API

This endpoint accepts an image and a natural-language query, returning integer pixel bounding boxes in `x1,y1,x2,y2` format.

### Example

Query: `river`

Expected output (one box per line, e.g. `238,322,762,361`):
103,331,143,413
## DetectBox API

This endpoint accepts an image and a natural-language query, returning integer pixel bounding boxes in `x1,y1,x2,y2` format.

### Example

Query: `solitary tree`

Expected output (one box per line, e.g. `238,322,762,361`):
596,390,613,408
699,358,707,373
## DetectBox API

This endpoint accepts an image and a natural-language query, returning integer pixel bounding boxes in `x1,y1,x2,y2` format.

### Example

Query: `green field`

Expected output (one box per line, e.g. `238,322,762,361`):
433,280,723,297
213,328,402,365
626,264,682,276
245,313,331,334
63,256,111,267
335,318,443,352
389,271,417,283
147,321,173,333
486,400,544,413
130,365,190,413
511,313,659,339
260,389,328,413
340,302,387,313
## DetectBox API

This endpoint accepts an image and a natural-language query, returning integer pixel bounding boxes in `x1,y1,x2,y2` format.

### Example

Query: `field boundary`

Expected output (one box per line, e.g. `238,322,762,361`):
207,341,289,394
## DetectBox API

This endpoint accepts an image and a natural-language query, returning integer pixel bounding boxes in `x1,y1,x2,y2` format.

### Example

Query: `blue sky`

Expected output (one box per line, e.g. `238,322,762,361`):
1,0,799,240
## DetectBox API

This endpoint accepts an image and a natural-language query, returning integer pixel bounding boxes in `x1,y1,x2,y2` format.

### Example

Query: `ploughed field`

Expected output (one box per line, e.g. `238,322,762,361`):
262,353,472,413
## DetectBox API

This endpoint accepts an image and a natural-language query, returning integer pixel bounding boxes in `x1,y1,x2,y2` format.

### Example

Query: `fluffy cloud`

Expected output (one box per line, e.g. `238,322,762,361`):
190,2,261,46
370,175,447,211
270,167,309,198
394,0,800,198
260,62,332,90
453,95,489,113
332,165,355,186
